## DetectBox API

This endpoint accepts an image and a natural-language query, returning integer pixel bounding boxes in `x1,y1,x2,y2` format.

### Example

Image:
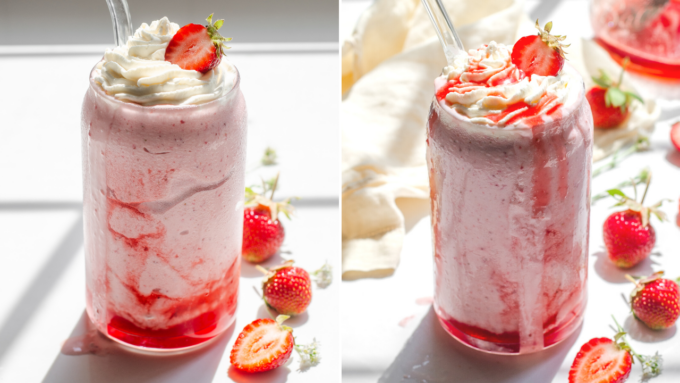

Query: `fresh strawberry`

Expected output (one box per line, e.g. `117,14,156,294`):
569,318,662,383
603,173,667,268
587,60,643,129
511,20,568,77
587,88,628,129
242,174,293,263
626,271,680,330
258,261,312,315
230,315,294,373
569,337,632,383
242,206,285,263
670,122,680,151
165,14,231,73
604,210,656,268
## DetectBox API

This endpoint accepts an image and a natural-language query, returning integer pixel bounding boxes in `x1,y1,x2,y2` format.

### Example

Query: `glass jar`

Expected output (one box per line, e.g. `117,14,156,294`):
81,65,247,353
427,67,593,355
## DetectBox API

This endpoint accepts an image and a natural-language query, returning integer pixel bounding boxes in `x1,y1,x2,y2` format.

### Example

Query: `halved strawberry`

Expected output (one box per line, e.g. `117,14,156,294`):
569,318,662,383
568,337,632,383
165,14,231,73
671,122,680,151
587,61,643,129
230,315,294,373
511,20,568,77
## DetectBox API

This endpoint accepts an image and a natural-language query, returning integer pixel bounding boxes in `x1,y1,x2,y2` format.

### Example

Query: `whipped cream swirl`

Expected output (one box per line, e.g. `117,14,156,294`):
94,17,236,106
439,41,578,127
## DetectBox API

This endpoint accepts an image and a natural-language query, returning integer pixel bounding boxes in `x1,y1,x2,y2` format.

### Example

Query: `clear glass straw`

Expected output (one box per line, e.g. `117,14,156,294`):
105,0,132,47
420,0,465,66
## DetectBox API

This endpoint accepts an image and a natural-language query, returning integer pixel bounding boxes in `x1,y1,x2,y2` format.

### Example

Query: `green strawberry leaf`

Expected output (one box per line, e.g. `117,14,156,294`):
606,87,627,108
624,91,644,104
593,69,613,87
214,19,224,30
607,189,628,198
592,75,611,89
651,209,667,222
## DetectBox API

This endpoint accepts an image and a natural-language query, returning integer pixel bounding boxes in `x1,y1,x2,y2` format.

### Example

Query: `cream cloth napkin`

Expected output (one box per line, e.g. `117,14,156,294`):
341,0,660,280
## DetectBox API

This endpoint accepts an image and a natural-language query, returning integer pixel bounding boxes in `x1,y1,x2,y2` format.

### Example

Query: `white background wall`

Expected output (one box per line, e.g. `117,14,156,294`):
0,0,339,45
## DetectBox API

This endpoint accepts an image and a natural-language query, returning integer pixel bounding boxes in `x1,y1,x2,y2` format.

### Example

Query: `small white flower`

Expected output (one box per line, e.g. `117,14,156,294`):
312,262,332,288
640,351,663,381
295,338,320,371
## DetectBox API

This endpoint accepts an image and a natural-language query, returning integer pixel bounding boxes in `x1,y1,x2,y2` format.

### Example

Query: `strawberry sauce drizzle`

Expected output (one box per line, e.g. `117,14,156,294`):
103,195,239,349
436,49,563,127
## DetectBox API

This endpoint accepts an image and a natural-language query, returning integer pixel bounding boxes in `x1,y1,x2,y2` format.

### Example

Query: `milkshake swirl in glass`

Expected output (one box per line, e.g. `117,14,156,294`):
427,42,593,354
81,17,246,352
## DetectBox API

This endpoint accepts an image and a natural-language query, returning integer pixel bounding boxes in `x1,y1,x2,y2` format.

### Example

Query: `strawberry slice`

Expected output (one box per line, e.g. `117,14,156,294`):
569,318,662,382
568,337,632,383
511,20,568,77
230,316,294,373
671,122,680,151
165,14,231,73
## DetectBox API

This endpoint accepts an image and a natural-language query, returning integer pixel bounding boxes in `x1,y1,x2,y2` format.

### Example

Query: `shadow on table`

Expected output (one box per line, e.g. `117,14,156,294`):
624,314,677,343
42,311,233,383
666,148,680,168
228,365,290,383
241,252,288,278
378,307,580,383
592,250,658,284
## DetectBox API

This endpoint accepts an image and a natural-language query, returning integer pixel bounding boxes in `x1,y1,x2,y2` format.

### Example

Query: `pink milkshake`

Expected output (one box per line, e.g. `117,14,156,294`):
81,18,246,352
427,42,593,354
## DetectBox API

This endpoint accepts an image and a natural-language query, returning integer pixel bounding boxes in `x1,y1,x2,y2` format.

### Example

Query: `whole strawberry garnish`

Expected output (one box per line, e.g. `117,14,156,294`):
670,122,680,151
603,173,667,268
242,174,293,263
511,20,568,77
258,261,312,315
164,14,231,73
230,315,294,372
569,317,662,383
626,271,680,330
587,60,643,129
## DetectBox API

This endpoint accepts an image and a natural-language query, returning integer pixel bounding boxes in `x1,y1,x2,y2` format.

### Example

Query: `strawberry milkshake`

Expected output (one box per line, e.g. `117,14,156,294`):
427,24,593,354
81,17,246,352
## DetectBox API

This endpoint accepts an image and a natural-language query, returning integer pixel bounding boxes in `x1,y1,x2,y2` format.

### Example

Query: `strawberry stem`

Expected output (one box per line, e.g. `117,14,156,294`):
617,57,630,87
592,137,649,178
640,171,652,205
270,172,280,201
255,265,269,275
625,274,638,285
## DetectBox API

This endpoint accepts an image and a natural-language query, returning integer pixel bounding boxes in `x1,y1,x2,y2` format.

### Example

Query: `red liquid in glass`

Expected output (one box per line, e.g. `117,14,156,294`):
592,0,680,79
